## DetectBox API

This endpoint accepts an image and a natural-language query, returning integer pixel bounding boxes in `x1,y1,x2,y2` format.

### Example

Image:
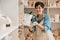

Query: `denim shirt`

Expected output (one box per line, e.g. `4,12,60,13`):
31,13,52,33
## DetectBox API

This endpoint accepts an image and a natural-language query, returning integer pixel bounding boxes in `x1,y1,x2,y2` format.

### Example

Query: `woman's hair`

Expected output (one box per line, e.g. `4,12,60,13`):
35,2,44,8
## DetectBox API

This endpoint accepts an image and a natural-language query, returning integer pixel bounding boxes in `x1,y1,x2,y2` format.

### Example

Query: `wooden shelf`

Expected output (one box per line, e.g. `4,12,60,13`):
51,21,60,23
48,7,60,8
24,6,48,9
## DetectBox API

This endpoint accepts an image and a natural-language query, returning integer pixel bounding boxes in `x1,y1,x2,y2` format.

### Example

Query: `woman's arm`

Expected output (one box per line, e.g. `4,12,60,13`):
33,14,52,32
28,21,34,32
29,21,36,33
33,22,45,31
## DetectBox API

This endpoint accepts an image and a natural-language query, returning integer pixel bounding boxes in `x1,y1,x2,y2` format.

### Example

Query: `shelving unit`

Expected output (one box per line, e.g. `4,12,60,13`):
24,0,60,29
24,0,60,40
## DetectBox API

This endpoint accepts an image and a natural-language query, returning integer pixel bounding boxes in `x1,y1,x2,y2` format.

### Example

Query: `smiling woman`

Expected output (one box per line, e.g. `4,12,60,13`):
29,1,55,40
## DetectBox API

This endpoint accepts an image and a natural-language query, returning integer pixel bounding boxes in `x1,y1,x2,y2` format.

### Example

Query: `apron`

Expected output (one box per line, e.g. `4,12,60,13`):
36,18,48,40
36,18,55,40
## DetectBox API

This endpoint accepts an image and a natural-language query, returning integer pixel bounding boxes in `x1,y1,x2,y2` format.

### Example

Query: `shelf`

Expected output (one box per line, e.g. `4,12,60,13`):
0,25,19,40
24,7,34,8
24,7,60,9
51,21,60,23
48,7,60,8
24,7,48,9
24,7,35,9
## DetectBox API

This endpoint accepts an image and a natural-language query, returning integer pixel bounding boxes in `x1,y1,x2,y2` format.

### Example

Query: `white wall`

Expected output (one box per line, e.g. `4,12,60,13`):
0,0,19,26
0,0,19,40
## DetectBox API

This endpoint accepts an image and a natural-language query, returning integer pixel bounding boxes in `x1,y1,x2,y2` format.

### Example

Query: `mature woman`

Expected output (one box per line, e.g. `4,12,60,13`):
29,2,55,40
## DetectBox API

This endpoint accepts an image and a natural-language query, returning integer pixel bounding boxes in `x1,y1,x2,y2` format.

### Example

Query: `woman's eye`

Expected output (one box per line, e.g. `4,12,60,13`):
36,7,38,9
39,7,41,9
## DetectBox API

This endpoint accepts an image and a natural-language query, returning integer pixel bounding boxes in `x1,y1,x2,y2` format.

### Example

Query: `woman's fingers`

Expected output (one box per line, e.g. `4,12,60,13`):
33,22,38,26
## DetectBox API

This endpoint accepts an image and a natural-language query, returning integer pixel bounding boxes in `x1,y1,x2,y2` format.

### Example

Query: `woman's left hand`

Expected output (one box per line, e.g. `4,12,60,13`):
33,22,38,26
33,22,45,30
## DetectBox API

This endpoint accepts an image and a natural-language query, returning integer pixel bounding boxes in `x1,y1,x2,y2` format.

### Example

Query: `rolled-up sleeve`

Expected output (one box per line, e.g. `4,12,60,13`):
42,14,52,32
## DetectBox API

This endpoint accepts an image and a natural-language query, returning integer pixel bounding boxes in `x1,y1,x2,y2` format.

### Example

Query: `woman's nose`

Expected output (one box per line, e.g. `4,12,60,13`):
36,9,40,12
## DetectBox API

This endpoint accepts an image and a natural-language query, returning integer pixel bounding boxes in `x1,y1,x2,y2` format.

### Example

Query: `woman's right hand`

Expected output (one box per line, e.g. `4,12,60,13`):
29,21,33,31
29,25,33,31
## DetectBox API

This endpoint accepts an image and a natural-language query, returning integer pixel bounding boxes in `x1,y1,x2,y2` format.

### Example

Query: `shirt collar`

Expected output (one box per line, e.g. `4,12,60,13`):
35,14,44,21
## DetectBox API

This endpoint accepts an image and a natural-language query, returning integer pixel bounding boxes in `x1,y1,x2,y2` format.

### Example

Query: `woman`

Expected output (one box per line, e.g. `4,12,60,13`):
29,2,55,40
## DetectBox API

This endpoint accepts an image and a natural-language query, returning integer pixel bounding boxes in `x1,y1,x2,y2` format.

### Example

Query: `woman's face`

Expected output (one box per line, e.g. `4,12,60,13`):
35,5,43,15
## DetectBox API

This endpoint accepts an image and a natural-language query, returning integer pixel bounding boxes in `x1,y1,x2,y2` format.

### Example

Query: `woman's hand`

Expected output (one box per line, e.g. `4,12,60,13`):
33,22,38,26
29,21,33,31
33,22,45,30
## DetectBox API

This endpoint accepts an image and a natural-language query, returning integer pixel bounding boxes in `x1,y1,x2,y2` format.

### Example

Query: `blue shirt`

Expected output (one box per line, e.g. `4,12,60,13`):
31,13,52,33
